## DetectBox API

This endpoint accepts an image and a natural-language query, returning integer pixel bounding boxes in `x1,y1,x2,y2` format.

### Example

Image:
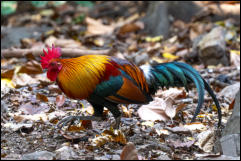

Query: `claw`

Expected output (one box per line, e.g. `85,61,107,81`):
56,115,102,129
56,116,79,129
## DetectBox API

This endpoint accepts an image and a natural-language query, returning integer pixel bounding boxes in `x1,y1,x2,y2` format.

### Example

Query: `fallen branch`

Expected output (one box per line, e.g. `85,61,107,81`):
1,48,112,58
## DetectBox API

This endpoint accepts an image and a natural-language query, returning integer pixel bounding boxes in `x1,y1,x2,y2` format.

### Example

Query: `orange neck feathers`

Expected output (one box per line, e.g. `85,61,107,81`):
56,55,111,99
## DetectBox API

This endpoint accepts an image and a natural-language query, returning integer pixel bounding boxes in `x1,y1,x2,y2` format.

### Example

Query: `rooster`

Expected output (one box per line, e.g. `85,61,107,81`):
41,45,222,129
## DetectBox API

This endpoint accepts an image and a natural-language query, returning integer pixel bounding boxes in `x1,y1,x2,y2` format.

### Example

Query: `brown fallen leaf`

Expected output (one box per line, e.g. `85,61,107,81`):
176,103,187,114
13,115,25,123
228,99,235,110
18,60,43,75
120,142,139,160
36,93,48,102
118,21,144,36
80,120,93,129
86,17,114,36
1,68,15,79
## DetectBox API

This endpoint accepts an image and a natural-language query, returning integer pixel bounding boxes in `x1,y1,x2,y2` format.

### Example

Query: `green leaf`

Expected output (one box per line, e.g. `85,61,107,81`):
73,13,85,24
75,1,94,8
31,1,48,8
1,1,17,15
52,1,66,7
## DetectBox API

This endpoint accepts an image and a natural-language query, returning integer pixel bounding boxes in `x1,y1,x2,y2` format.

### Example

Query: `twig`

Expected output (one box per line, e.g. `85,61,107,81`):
1,48,112,58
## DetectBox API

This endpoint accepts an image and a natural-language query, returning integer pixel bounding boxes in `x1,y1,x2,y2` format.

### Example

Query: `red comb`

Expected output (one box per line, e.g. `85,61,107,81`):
40,44,61,69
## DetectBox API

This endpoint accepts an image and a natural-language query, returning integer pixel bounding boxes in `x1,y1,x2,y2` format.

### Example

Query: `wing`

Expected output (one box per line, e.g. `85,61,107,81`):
92,58,152,104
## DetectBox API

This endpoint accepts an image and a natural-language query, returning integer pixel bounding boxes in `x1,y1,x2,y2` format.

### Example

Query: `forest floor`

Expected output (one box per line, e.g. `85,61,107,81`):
1,1,240,160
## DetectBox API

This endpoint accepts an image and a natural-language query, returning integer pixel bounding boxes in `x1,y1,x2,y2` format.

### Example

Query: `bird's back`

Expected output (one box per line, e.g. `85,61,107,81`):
56,55,152,104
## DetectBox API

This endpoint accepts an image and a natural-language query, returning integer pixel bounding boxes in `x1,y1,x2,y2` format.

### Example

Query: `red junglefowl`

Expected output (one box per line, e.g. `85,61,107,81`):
41,45,222,129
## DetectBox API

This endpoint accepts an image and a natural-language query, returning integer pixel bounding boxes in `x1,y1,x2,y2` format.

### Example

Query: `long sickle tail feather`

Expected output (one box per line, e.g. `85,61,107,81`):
202,78,222,127
147,62,221,126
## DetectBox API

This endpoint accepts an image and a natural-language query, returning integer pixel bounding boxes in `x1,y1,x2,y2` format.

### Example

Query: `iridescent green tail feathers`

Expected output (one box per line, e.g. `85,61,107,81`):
142,62,222,127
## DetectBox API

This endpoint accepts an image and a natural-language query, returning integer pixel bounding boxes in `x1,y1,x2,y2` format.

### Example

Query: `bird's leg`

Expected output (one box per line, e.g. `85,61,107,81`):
57,104,104,129
104,102,122,129
113,115,121,129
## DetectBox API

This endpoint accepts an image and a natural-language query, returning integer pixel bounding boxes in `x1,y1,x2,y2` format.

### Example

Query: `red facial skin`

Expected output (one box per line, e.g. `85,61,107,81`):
46,61,62,81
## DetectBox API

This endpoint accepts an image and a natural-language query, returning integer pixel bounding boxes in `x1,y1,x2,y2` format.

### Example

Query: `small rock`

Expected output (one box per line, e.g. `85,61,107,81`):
134,53,149,65
220,134,240,157
55,146,78,160
156,154,171,160
112,154,120,160
21,151,55,160
221,89,240,157
218,83,240,101
1,100,8,114
196,26,229,66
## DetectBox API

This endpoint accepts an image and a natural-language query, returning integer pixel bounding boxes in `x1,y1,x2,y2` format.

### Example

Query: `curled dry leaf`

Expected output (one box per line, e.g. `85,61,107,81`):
91,134,112,147
56,95,65,107
195,130,215,153
164,97,176,120
137,97,169,122
91,128,127,147
138,97,178,122
120,142,139,160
